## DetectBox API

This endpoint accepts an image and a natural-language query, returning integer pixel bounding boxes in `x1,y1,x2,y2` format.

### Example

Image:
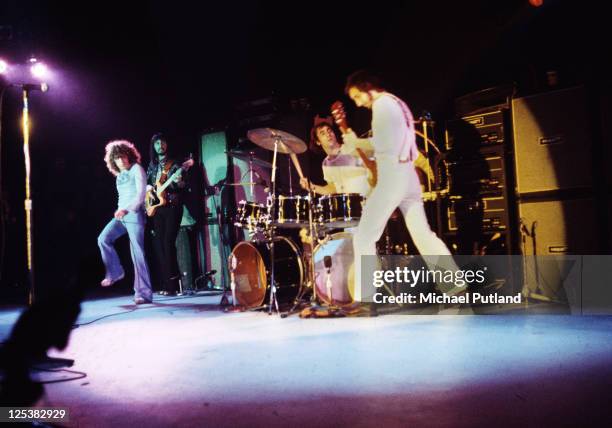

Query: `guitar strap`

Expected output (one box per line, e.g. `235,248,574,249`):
384,93,419,163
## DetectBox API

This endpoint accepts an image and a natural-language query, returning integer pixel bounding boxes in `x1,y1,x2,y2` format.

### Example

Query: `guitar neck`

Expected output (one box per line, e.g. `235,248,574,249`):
331,101,350,134
356,148,375,167
156,169,183,194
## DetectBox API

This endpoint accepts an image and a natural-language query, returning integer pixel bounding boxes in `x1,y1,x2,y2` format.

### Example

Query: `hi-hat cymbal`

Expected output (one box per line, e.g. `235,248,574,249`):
226,150,273,169
247,128,307,154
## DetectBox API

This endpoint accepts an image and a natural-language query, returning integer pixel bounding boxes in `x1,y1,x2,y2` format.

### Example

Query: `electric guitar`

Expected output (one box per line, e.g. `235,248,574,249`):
331,101,378,187
145,158,194,217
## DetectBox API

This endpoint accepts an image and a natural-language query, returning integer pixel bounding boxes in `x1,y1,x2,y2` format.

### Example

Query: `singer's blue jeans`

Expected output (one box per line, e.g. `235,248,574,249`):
97,210,153,301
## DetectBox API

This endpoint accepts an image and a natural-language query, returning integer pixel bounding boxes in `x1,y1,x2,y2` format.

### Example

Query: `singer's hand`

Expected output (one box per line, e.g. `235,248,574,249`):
114,209,128,219
146,184,154,193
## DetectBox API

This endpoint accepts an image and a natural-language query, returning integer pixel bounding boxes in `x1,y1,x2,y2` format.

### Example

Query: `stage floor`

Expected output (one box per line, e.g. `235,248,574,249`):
2,293,612,427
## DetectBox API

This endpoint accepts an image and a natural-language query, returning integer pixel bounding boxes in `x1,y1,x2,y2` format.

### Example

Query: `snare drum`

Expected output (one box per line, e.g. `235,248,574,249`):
317,193,364,229
268,195,311,228
229,236,304,308
312,232,355,306
235,200,268,230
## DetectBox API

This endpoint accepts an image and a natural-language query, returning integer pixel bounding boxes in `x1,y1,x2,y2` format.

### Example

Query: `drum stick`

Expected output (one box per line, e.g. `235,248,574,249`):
289,153,305,180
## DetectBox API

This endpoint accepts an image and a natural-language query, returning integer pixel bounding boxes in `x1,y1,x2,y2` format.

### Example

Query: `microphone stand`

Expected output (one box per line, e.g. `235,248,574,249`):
201,182,231,304
21,87,35,305
283,180,319,318
18,85,74,368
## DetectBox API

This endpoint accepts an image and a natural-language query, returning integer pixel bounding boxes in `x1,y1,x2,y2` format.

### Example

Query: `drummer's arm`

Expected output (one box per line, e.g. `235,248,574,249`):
311,182,336,195
300,177,336,195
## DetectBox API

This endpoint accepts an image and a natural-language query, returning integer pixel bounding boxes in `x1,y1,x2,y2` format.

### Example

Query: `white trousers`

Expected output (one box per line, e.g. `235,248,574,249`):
352,157,454,301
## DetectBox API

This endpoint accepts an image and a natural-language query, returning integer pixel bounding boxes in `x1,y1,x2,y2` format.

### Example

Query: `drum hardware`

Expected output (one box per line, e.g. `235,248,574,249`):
323,256,335,307
316,193,364,229
229,254,237,306
225,182,266,186
286,164,353,316
227,149,271,198
283,159,328,317
309,231,355,310
246,128,308,315
235,200,268,232
267,194,310,227
227,236,304,310
226,149,273,169
207,180,236,307
246,128,307,155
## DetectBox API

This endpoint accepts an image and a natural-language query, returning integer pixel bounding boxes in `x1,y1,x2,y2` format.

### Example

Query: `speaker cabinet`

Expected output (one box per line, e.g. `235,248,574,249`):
512,86,593,193
200,130,231,288
517,197,597,255
518,197,598,308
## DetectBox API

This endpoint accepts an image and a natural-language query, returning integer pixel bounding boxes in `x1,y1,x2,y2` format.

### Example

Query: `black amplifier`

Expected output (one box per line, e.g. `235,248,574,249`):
447,148,507,198
446,197,510,232
445,110,507,150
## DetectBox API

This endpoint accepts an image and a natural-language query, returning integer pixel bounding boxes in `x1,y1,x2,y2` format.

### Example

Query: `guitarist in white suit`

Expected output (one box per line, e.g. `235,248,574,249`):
146,133,188,296
340,70,457,303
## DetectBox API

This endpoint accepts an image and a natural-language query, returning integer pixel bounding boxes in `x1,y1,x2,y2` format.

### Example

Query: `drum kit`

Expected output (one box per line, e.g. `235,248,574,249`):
226,124,451,316
227,127,365,315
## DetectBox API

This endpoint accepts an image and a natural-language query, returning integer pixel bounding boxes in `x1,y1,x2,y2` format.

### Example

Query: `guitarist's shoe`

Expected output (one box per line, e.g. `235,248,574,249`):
100,273,125,287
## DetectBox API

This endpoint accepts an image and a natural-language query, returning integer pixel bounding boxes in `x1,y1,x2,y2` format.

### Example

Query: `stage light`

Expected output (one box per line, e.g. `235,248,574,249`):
30,62,49,79
0,59,7,74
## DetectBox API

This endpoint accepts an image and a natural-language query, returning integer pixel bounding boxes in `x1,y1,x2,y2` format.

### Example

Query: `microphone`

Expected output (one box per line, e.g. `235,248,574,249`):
14,82,49,92
324,256,333,305
204,179,226,196
229,255,237,307
324,256,332,269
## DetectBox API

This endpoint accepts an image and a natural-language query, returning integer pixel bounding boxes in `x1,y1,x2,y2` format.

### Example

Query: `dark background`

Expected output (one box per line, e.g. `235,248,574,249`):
0,0,608,301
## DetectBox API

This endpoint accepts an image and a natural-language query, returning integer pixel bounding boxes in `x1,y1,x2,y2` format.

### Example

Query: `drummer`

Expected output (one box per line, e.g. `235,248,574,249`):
299,116,433,197
299,116,371,197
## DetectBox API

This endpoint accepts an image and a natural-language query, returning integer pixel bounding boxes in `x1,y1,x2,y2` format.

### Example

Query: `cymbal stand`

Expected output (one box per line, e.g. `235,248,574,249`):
420,115,434,195
307,185,319,304
267,135,281,315
418,115,449,237
283,182,320,317
238,154,265,199
288,156,293,196
296,183,345,317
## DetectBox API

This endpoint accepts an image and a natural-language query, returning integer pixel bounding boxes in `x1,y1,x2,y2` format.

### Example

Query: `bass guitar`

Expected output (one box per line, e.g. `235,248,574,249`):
145,158,194,217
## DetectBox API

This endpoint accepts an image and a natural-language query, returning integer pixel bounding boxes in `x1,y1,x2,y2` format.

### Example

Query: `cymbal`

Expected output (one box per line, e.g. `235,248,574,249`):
247,128,307,154
226,150,273,169
224,182,266,186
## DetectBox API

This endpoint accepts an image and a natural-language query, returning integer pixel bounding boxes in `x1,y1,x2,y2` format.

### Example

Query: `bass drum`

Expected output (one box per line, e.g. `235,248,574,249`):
229,236,304,308
312,232,355,306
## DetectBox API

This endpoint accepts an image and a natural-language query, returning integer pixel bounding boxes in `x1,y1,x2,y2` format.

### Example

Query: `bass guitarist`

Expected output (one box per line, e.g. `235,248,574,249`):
146,133,192,296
